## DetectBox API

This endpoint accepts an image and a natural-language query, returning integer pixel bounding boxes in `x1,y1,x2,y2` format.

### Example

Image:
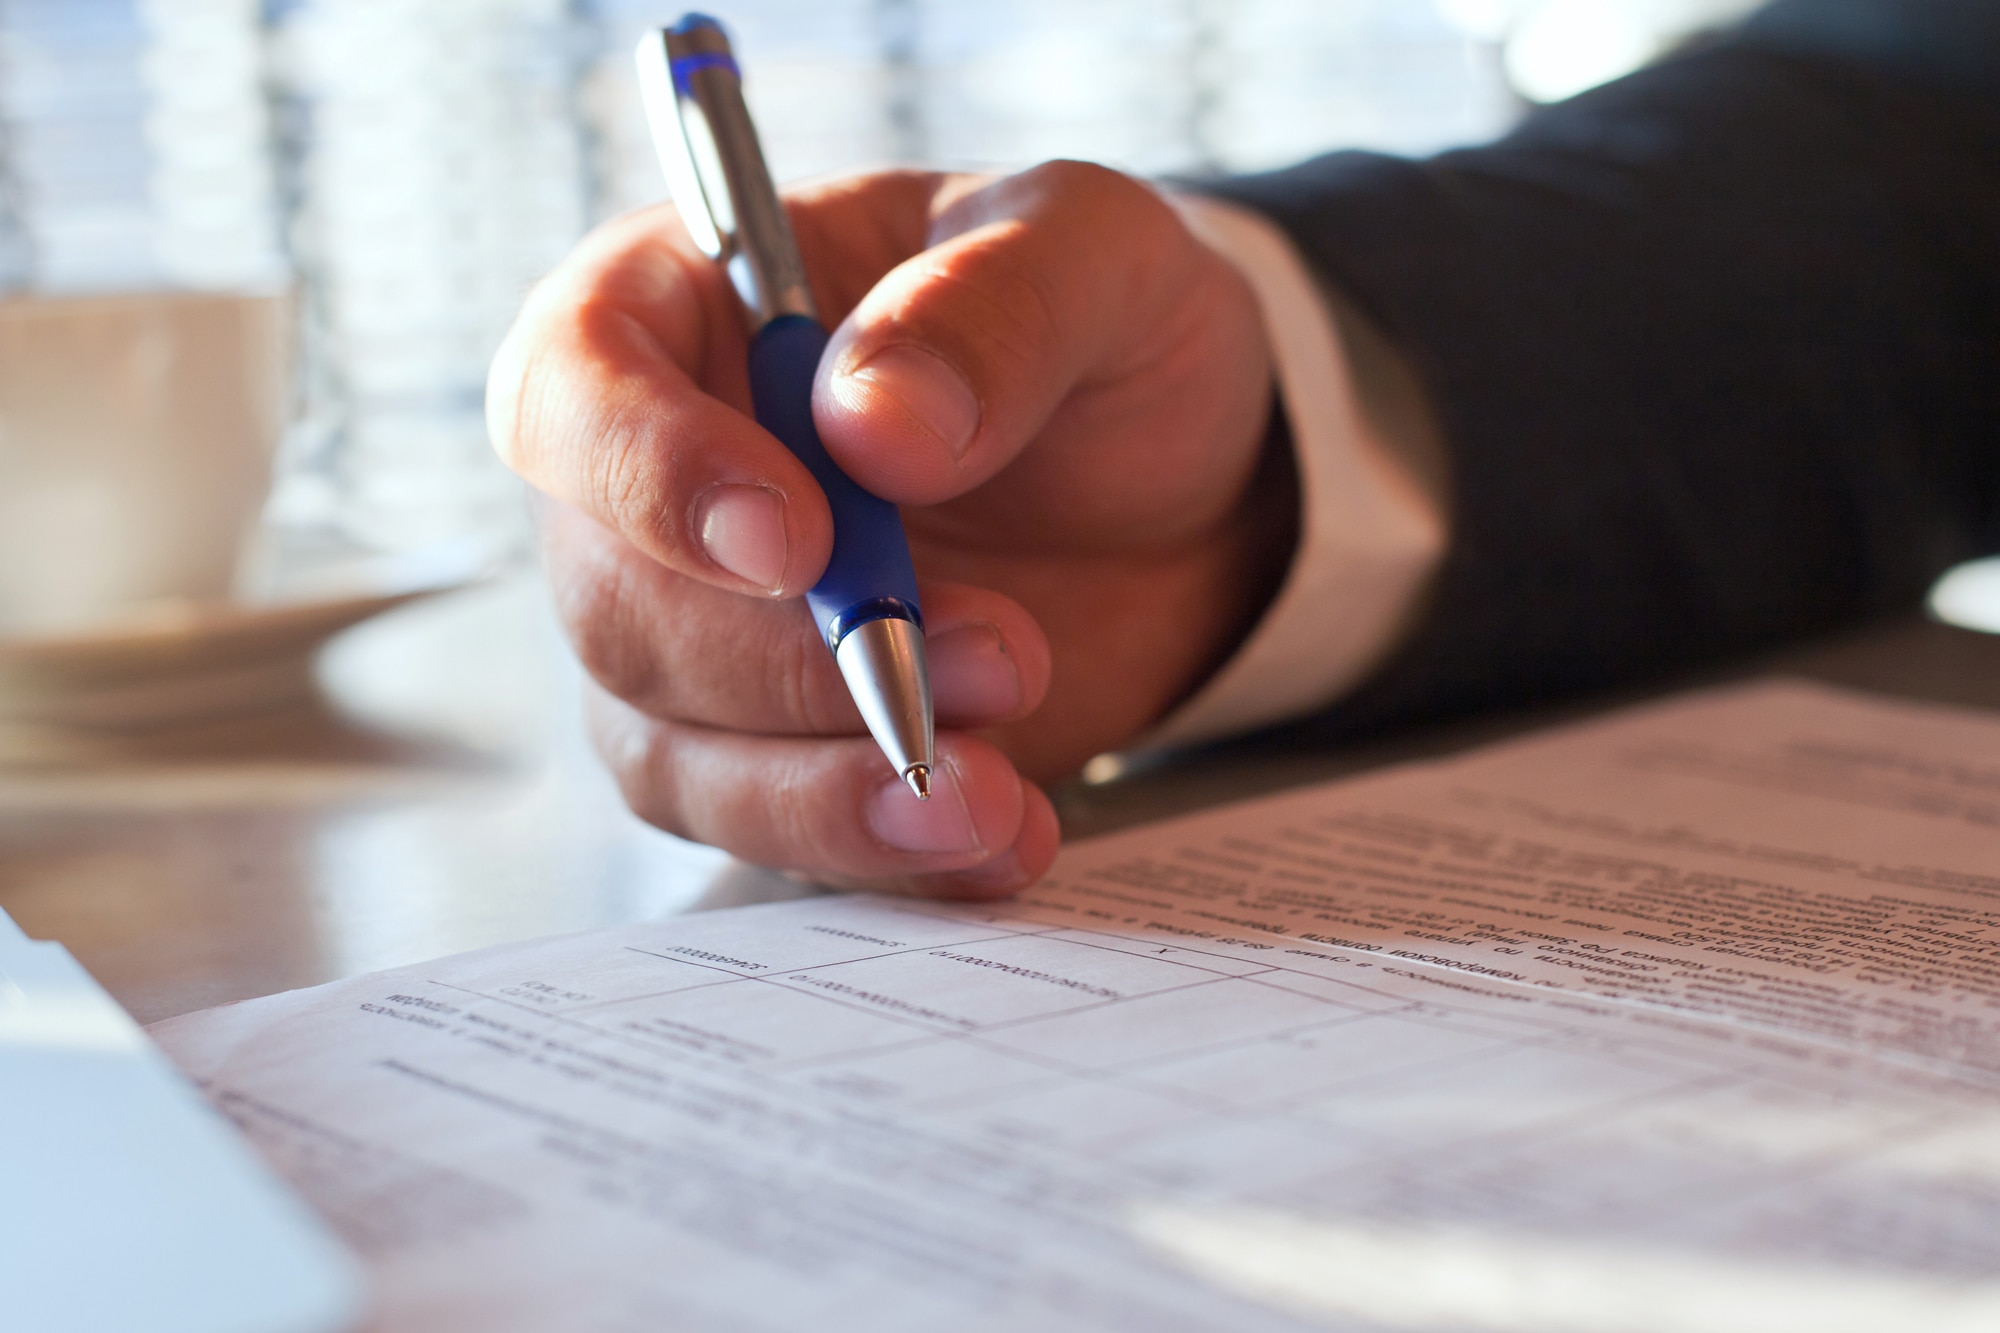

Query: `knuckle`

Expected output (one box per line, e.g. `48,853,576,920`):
773,621,850,736
488,328,561,479
488,262,595,475
920,244,1065,378
585,397,676,551
595,420,657,524
510,291,679,541
588,699,694,840
1028,158,1161,227
1030,159,1183,277
912,160,1183,381
1024,157,1122,200
550,540,666,709
763,759,847,873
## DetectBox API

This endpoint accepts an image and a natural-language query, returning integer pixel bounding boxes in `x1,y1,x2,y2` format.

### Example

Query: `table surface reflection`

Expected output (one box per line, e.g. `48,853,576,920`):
5,571,1998,1026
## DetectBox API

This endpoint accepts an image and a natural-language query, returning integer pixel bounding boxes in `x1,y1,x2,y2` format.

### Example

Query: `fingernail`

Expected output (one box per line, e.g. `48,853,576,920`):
695,484,788,593
847,345,980,458
928,623,1022,719
865,760,983,854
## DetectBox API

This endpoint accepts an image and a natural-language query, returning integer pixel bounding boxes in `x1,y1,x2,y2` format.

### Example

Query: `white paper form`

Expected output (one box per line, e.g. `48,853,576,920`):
1030,679,2000,1071
150,681,2000,1333
2,909,361,1333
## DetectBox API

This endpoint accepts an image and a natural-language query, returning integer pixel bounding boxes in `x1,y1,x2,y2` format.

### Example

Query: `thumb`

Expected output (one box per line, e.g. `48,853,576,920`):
811,161,1207,506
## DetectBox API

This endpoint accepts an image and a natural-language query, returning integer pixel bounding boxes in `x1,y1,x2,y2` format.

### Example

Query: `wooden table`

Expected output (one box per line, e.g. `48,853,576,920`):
5,569,1996,1025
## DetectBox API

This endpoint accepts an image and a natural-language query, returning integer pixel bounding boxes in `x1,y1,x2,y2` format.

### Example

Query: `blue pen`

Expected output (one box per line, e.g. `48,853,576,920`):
637,15,935,799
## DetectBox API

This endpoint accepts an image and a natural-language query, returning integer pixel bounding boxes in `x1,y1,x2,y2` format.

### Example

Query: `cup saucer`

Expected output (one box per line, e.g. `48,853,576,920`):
0,541,494,738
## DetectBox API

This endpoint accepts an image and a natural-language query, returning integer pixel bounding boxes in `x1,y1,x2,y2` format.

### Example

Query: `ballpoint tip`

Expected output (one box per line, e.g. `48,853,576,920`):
903,765,932,801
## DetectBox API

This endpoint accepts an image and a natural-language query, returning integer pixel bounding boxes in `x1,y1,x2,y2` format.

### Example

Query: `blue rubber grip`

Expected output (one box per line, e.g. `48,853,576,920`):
747,315,922,649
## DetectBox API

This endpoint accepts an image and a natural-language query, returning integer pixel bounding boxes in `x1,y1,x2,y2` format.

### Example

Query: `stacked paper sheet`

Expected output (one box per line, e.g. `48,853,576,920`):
0,908,360,1333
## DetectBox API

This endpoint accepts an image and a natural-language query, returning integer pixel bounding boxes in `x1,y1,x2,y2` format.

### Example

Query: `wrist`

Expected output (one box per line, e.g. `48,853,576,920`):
1164,386,1301,720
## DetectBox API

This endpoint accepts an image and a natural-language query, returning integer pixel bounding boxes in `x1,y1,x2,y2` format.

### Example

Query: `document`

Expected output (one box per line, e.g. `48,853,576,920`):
151,681,2000,1332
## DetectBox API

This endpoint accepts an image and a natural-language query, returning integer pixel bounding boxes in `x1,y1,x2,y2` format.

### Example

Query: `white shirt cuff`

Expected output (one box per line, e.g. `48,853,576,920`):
1141,194,1449,749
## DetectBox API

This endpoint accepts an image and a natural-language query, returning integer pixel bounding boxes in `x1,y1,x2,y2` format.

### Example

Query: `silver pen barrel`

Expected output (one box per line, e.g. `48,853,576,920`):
658,21,815,328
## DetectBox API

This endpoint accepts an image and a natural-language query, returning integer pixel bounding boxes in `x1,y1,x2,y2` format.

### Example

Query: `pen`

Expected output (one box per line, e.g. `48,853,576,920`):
636,14,936,801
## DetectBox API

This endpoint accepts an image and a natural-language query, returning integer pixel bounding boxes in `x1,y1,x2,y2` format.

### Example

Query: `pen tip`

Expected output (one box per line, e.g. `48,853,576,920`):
903,764,932,801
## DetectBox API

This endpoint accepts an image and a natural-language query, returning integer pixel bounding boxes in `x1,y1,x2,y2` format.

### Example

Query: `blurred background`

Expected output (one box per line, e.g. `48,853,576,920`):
12,0,2000,1023
0,0,1767,571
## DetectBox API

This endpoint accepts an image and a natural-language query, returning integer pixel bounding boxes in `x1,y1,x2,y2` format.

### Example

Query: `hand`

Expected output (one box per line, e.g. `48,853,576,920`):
488,162,1291,898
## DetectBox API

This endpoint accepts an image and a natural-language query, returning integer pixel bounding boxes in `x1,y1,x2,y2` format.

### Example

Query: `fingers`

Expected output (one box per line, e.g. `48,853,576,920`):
487,206,834,599
589,691,1062,898
545,502,1052,735
811,161,1232,508
492,165,1263,597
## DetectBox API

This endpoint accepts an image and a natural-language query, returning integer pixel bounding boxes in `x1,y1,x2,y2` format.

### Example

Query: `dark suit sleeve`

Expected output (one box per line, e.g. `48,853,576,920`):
1205,0,2000,740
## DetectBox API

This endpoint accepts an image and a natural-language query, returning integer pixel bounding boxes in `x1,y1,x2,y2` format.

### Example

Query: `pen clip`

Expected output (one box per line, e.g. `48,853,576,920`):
635,17,815,327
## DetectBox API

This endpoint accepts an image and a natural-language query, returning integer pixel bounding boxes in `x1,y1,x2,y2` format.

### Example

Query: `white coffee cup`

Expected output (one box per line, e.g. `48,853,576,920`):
0,290,290,635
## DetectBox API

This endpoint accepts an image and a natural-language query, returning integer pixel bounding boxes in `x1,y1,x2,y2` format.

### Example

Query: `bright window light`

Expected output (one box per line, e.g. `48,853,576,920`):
1502,0,1661,103
1929,557,2000,635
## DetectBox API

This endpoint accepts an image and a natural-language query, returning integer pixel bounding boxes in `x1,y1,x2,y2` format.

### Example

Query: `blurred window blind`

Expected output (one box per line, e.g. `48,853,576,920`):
0,0,283,291
3,1,1744,558
262,0,589,551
